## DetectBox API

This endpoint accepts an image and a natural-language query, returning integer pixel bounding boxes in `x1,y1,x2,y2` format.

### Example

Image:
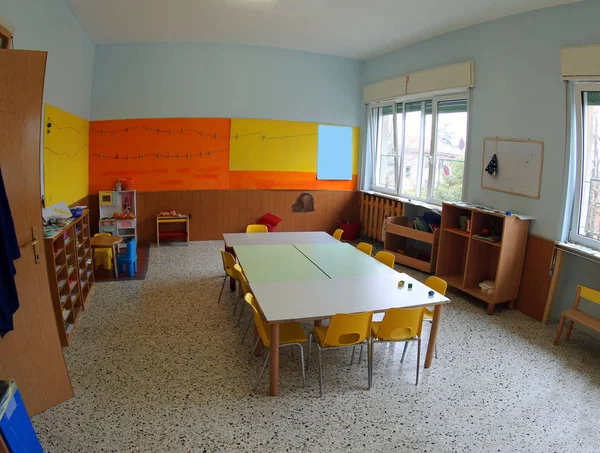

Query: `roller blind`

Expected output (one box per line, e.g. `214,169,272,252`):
379,99,467,116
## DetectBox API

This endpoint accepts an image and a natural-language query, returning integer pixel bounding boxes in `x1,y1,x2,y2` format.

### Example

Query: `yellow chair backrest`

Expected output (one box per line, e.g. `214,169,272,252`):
356,242,373,256
323,312,372,347
245,293,270,346
246,224,268,233
220,248,237,277
425,276,447,296
374,307,424,341
235,264,252,296
577,285,600,305
332,229,344,241
375,251,395,269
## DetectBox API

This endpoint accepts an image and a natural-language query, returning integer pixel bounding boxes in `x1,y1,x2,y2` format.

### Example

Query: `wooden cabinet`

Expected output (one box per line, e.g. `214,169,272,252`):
43,210,95,346
436,203,529,314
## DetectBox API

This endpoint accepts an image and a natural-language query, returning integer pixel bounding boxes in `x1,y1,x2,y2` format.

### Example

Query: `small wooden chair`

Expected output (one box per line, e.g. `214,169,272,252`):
554,285,600,345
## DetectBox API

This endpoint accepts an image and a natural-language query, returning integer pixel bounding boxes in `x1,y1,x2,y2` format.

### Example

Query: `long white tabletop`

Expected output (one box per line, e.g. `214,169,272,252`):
250,272,449,323
223,231,337,247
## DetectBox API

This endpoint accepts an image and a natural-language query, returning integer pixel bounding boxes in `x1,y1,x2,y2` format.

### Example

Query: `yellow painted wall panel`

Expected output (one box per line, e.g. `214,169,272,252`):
230,119,318,172
44,104,89,206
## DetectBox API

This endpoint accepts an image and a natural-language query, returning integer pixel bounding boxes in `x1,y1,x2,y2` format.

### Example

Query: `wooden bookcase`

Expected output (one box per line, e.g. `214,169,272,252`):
384,216,440,273
436,203,530,314
43,210,95,346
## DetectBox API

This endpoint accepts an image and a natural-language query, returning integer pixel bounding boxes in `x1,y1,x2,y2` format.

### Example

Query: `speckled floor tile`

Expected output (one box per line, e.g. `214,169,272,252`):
32,241,600,452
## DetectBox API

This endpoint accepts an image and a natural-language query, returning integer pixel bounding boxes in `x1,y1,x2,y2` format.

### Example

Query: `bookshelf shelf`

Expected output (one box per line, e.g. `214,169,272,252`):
44,209,95,347
384,216,440,273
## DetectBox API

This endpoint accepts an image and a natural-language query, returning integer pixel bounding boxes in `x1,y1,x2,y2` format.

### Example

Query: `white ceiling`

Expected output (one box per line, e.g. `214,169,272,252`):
70,0,581,59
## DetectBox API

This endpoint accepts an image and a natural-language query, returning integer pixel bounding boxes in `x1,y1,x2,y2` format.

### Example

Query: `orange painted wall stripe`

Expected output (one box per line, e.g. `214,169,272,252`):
229,171,358,191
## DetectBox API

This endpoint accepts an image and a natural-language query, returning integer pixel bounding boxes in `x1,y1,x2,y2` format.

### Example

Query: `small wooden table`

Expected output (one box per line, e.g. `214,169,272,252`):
90,235,123,279
156,215,190,246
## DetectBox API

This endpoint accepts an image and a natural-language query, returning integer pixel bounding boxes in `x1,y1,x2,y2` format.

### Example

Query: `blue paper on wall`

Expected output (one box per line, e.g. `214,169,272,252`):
317,125,352,180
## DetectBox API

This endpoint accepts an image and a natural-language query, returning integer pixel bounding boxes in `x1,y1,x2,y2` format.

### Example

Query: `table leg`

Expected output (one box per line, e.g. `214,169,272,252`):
424,305,443,369
542,248,563,324
113,245,118,279
269,323,280,396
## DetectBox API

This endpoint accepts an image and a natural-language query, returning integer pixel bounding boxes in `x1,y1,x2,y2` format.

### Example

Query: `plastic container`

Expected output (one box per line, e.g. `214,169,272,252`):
120,177,135,190
70,207,83,218
338,220,361,241
0,380,43,453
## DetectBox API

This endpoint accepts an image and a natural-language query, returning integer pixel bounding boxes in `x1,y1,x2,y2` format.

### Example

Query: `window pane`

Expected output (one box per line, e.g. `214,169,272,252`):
420,112,432,197
401,102,423,197
433,100,468,202
578,93,600,241
371,107,396,190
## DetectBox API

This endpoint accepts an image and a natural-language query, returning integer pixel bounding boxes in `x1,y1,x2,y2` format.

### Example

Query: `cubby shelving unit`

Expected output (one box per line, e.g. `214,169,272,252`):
44,209,95,346
436,203,530,314
384,216,440,273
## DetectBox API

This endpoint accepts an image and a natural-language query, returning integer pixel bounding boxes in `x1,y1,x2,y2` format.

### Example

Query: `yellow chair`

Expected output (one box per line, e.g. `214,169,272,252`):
308,312,373,397
375,251,395,269
423,276,447,359
332,229,344,241
218,249,239,304
246,224,268,233
234,264,252,327
554,285,600,346
356,242,373,256
93,233,113,270
372,307,425,385
245,293,307,391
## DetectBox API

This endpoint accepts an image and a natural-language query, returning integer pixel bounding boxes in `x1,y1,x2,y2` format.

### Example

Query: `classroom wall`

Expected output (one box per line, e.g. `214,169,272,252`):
0,0,95,119
89,42,363,238
92,43,363,127
363,0,600,324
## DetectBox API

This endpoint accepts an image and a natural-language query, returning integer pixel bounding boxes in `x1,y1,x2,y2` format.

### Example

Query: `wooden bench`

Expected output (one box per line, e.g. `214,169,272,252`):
554,285,600,345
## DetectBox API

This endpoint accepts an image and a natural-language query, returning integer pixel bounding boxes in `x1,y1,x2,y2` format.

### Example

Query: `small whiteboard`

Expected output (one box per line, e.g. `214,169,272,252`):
481,138,544,199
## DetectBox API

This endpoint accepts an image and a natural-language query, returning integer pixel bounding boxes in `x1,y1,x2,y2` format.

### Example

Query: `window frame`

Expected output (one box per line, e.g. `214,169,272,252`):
569,83,600,250
368,89,470,205
0,22,12,49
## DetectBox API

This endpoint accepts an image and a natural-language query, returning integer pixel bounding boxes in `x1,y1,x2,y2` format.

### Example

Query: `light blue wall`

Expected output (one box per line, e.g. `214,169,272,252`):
364,0,600,324
0,0,95,119
91,43,363,126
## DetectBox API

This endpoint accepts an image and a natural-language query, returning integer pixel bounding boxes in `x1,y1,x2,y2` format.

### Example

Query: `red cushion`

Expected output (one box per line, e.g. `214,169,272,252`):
258,213,282,226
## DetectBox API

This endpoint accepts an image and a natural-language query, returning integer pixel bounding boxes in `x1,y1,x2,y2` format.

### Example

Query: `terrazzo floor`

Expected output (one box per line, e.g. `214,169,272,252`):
32,241,600,452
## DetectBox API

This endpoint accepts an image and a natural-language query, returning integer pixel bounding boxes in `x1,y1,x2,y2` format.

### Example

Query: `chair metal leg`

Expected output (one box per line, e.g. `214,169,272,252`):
435,344,438,359
317,346,324,397
217,275,227,304
416,338,421,386
249,337,260,364
235,302,245,327
241,317,253,344
253,350,271,392
358,344,364,364
307,332,313,372
298,344,306,387
401,341,409,363
350,346,356,366
368,339,373,390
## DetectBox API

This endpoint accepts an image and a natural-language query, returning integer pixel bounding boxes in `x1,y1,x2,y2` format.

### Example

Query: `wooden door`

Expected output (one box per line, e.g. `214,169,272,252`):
0,50,73,415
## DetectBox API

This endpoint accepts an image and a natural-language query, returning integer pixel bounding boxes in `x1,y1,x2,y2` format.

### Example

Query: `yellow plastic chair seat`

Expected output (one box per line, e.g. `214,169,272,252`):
423,308,434,321
94,233,113,270
371,321,414,341
246,224,268,233
262,322,308,348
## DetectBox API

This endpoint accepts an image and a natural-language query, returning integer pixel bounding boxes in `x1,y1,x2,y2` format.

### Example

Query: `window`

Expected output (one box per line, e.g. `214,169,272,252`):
0,21,12,49
369,93,469,203
571,85,600,249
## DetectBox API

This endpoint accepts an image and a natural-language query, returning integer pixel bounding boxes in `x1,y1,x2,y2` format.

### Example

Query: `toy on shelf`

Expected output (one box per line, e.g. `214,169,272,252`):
156,211,190,246
98,189,137,251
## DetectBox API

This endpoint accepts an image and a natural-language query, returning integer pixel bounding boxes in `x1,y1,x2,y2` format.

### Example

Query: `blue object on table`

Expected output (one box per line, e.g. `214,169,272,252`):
428,290,435,297
70,207,82,217
116,238,137,277
0,380,43,453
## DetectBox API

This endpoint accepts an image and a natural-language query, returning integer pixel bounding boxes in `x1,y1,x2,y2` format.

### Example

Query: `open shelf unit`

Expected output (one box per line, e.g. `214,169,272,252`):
384,216,440,273
436,203,530,314
44,209,95,346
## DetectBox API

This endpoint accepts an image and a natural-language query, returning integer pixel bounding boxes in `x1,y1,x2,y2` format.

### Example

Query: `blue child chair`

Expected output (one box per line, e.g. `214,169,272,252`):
117,238,137,277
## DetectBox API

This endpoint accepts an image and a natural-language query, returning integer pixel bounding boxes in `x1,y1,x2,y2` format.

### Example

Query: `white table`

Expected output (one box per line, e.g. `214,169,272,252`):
223,231,338,247
234,241,451,396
